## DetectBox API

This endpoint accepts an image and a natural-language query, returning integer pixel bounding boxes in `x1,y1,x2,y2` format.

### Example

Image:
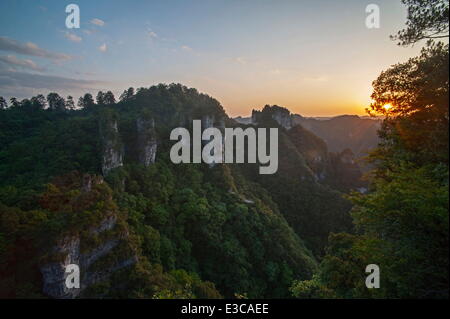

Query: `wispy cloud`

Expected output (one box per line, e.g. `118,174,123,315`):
0,69,105,91
303,75,329,83
181,45,193,52
234,57,247,65
147,31,158,38
270,68,281,75
64,32,82,43
0,36,71,61
90,18,105,27
98,43,107,52
0,55,44,71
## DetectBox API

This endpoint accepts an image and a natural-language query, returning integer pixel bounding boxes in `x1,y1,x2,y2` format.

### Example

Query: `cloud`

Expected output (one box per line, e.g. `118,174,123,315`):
0,36,71,61
91,18,105,26
98,43,107,52
181,45,193,52
0,55,44,71
148,31,158,38
64,32,82,43
234,57,247,65
303,75,329,83
270,68,281,75
0,69,105,91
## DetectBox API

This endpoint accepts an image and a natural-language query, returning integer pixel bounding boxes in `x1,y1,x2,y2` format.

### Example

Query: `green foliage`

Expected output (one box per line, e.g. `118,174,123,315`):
369,42,449,165
391,0,449,46
1,83,328,298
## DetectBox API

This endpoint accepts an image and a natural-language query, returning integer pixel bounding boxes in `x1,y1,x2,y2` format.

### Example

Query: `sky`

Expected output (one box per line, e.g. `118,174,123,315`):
0,0,423,117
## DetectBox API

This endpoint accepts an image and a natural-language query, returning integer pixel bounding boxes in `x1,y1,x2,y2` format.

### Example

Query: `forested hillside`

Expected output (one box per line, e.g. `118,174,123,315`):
0,84,360,298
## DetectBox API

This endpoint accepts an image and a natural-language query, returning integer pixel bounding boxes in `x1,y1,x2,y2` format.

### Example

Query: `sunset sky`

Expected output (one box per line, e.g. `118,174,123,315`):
0,0,422,117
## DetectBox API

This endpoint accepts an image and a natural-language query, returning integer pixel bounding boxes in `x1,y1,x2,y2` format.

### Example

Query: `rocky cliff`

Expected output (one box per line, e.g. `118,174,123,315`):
251,105,293,129
39,174,137,299
100,114,124,175
136,117,157,166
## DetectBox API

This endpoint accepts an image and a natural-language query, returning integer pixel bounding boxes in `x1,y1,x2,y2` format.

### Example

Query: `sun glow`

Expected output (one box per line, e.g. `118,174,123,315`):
383,103,393,111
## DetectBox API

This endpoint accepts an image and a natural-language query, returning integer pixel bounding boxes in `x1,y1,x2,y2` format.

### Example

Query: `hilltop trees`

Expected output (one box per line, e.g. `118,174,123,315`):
77,93,95,109
96,91,116,106
30,95,46,110
120,87,135,101
9,97,19,108
0,97,7,109
46,93,66,111
65,96,75,110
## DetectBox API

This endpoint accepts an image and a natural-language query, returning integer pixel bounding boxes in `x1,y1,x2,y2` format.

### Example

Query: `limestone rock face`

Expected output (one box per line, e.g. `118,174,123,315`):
40,236,81,299
201,114,225,166
137,117,157,166
39,214,137,299
251,105,293,129
271,110,292,129
100,119,123,175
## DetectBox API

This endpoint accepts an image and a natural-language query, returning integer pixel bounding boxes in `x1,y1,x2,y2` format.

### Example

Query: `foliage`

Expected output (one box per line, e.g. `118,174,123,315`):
391,0,449,46
0,83,326,298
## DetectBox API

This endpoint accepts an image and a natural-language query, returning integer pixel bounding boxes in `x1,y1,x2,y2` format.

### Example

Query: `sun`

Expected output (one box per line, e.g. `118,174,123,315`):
383,103,393,111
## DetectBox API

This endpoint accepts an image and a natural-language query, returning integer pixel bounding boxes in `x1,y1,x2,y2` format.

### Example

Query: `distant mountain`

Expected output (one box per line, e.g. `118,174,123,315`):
235,112,381,159
291,114,381,159
247,105,368,193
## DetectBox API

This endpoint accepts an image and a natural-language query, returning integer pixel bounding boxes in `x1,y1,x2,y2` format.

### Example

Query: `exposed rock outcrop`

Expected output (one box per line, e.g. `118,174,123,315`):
251,105,293,129
100,115,124,175
39,213,136,299
40,236,81,299
137,117,157,166
201,114,225,166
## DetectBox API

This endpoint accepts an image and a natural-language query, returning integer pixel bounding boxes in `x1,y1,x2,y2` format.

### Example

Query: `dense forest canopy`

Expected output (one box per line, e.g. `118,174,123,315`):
2,83,359,298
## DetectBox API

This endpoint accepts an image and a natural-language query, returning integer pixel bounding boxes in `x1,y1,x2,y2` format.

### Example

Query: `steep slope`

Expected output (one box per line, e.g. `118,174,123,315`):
292,114,381,159
0,84,328,298
237,105,354,255
235,112,381,161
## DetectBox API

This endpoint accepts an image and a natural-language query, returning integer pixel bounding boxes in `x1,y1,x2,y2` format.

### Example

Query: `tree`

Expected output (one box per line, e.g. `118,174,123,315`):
119,87,134,101
391,0,449,46
46,93,66,111
103,91,116,105
368,42,449,164
65,96,76,110
30,94,46,110
77,93,95,109
96,91,105,105
0,96,7,109
9,97,19,108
